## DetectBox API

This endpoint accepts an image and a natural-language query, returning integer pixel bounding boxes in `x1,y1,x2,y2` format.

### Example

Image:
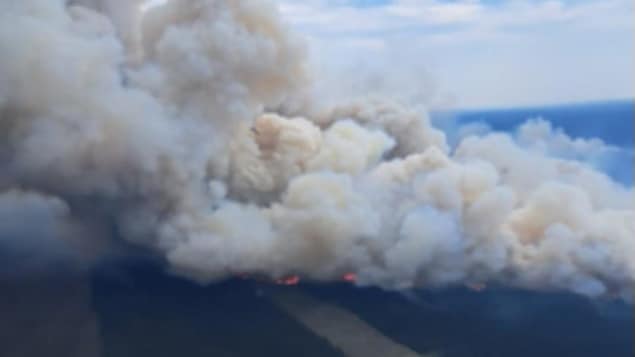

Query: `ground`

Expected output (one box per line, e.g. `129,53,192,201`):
0,263,632,357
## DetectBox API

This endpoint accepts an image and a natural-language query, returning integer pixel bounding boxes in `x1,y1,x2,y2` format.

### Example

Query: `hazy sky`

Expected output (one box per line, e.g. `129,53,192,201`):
277,0,634,109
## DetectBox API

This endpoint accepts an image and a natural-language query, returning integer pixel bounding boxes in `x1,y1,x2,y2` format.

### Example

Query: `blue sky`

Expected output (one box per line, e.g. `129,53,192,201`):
277,0,634,109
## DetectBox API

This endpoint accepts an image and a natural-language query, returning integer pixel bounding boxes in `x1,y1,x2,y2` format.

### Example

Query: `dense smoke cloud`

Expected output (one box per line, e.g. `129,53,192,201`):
0,0,633,300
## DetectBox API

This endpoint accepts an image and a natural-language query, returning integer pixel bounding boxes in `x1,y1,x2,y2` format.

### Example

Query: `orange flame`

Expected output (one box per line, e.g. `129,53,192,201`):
276,275,300,286
342,273,357,283
466,282,487,292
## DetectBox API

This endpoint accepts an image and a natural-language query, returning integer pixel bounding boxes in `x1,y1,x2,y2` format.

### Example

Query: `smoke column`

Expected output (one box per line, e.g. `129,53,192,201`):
0,0,633,301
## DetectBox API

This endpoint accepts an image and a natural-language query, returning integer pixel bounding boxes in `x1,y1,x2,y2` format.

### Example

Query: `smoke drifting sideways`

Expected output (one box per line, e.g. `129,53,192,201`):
0,0,633,301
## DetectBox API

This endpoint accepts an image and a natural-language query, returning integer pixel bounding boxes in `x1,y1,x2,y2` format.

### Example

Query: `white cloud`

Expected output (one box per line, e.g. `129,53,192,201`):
277,0,634,108
386,0,482,25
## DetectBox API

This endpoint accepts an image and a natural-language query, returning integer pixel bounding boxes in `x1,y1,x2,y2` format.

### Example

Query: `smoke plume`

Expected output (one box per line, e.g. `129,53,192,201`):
0,0,633,301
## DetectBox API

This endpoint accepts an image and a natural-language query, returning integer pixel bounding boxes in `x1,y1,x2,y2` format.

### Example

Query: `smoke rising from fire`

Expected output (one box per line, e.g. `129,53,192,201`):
0,0,633,301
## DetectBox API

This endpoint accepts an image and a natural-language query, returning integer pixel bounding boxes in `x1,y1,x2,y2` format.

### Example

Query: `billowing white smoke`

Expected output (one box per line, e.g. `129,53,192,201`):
0,0,633,300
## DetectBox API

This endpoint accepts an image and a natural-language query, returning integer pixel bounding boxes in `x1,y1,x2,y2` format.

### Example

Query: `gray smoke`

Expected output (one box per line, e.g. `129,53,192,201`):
0,0,633,301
